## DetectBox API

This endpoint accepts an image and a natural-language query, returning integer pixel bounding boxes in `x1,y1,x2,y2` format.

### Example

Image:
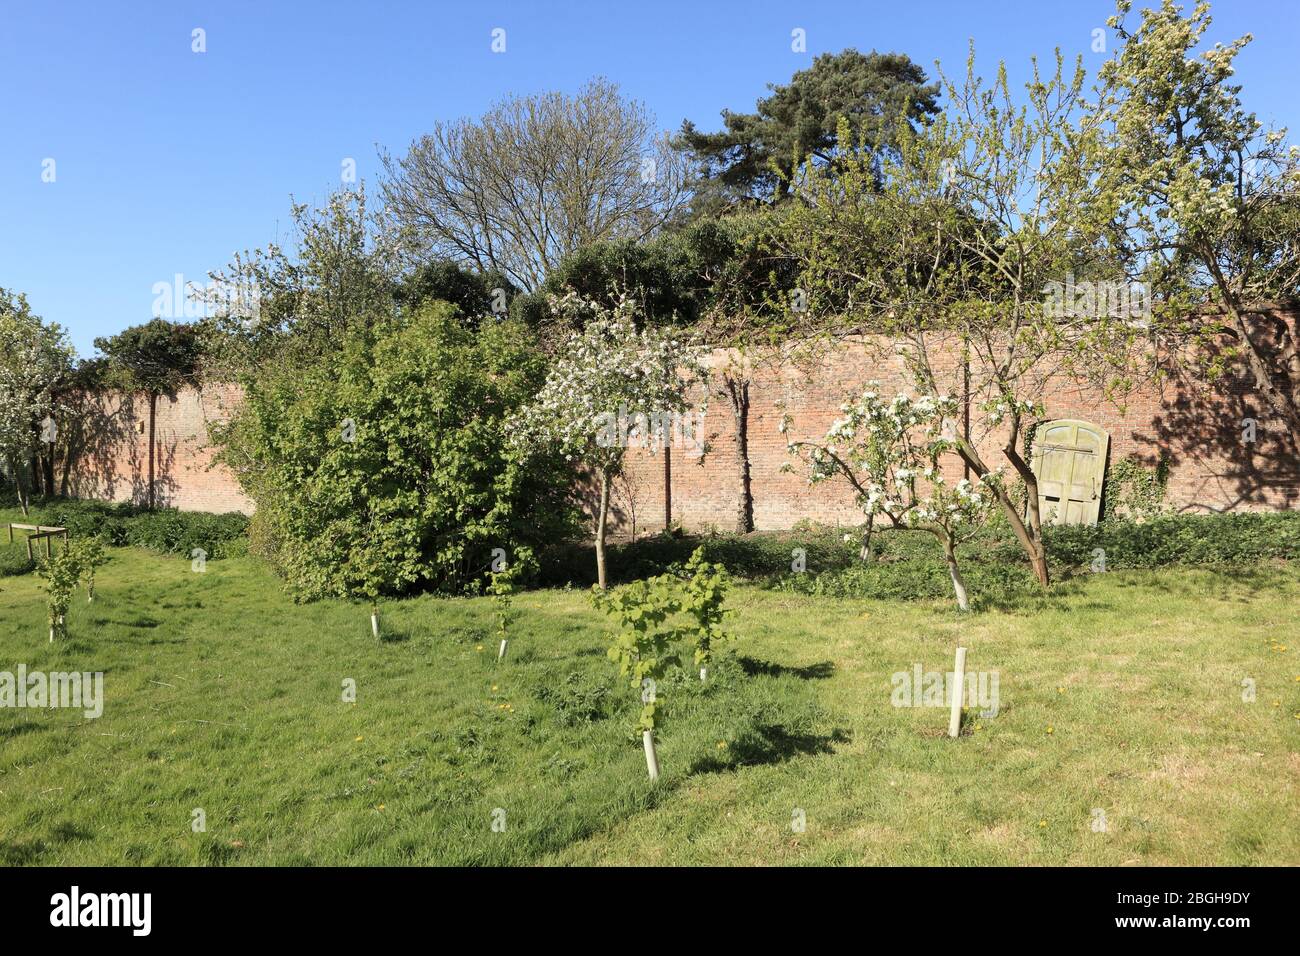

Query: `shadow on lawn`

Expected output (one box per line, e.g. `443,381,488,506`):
738,656,835,680
0,821,93,865
0,720,45,741
688,724,851,775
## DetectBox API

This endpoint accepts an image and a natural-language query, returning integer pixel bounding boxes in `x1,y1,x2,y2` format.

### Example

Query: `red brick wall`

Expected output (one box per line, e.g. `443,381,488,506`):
59,383,253,514
55,324,1300,526
607,331,1300,535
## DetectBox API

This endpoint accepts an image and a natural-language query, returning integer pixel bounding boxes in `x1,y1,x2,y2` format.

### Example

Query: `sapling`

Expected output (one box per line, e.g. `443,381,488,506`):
678,547,732,681
592,574,681,781
38,545,83,642
79,537,106,602
511,292,707,590
488,546,535,662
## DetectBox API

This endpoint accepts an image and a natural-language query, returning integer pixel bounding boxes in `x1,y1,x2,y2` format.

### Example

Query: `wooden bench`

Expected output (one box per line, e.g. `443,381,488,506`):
7,524,69,561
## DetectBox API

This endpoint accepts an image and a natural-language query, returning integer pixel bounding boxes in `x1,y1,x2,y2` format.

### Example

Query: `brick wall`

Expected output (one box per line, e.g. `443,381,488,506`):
59,383,253,514
55,323,1299,527
607,330,1300,535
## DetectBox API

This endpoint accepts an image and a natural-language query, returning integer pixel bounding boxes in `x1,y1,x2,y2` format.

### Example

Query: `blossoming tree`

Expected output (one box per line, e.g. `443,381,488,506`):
0,290,73,514
784,385,996,610
512,293,706,588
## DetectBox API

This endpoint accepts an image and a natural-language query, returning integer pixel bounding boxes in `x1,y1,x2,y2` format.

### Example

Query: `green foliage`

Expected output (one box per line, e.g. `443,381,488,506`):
547,511,1300,603
92,318,203,395
0,289,75,507
488,546,537,650
1046,512,1300,571
591,547,735,730
675,49,940,213
218,302,578,601
35,500,248,559
77,536,106,600
592,573,682,731
678,548,732,669
1103,454,1169,521
201,184,398,376
395,260,519,323
37,544,81,638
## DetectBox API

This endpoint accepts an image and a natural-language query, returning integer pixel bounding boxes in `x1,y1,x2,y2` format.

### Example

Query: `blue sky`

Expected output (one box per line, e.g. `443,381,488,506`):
3,0,1297,356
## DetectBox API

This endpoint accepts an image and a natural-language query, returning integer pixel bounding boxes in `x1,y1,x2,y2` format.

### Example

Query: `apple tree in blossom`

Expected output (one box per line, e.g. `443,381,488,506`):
784,385,996,610
512,293,706,588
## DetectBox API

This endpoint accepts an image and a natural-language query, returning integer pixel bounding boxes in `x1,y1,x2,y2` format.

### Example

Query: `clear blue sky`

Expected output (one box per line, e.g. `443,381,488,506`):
3,0,1297,356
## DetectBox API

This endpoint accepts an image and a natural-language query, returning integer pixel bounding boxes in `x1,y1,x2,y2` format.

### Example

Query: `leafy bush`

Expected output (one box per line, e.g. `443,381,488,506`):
216,302,579,600
30,500,248,559
542,511,1300,603
1045,511,1300,569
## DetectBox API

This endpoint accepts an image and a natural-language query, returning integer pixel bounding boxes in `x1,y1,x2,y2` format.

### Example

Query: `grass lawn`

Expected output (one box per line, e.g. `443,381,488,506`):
1,510,1297,865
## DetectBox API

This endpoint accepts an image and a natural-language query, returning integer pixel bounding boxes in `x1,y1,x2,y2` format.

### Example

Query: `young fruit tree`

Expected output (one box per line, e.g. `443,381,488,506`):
677,547,732,680
767,43,1138,588
78,537,106,603
488,546,535,662
512,293,706,589
38,545,83,642
785,387,997,611
591,573,682,781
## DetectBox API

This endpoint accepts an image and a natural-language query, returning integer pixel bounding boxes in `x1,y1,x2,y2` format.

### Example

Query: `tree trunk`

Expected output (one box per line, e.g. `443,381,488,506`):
41,450,54,501
942,535,970,612
595,468,611,590
29,451,42,497
955,441,1050,588
663,445,672,532
147,391,158,510
859,513,875,562
11,457,28,516
724,375,753,534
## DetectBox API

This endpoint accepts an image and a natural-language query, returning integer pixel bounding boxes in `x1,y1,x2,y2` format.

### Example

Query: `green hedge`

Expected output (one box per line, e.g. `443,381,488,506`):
7,500,249,560
538,511,1300,597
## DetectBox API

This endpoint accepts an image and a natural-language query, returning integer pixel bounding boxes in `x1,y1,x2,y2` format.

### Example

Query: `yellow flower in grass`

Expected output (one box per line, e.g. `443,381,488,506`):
1038,820,1047,828
717,741,728,750
491,685,498,692
355,735,364,742
476,645,484,652
1046,726,1054,735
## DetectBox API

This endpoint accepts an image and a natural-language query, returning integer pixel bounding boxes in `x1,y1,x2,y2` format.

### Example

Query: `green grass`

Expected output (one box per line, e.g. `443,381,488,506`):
0,509,1296,865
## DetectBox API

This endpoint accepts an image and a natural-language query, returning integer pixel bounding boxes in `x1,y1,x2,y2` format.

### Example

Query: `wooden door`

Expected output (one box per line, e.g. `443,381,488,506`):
1031,420,1109,526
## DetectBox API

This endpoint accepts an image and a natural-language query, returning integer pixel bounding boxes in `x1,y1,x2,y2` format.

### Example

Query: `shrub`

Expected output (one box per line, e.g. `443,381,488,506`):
1045,511,1300,570
541,512,1300,603
31,500,249,559
216,302,579,600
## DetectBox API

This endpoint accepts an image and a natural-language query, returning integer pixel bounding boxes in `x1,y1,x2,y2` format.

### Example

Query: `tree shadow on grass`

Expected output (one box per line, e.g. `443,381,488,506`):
0,821,93,865
688,724,851,775
378,626,413,644
0,720,44,741
738,656,835,680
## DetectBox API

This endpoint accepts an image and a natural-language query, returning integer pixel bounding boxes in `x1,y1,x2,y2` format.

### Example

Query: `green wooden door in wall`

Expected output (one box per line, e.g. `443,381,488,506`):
1031,420,1109,526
